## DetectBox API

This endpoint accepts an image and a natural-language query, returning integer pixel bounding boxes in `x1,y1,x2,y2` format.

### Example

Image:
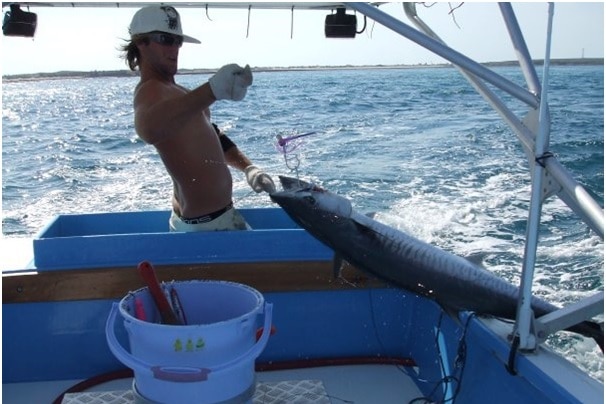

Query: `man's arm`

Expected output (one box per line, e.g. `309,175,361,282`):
213,124,276,193
135,64,252,146
134,81,216,145
212,123,252,170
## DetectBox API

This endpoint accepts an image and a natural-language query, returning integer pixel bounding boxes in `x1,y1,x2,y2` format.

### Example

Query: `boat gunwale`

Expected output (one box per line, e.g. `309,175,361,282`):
2,260,383,303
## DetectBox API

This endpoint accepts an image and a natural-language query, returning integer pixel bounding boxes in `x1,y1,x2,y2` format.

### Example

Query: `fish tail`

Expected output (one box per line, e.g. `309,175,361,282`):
572,321,604,353
591,322,604,352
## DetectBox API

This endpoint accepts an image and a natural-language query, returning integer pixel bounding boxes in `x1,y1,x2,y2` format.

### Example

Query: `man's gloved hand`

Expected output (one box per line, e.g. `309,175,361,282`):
209,64,253,101
245,165,276,193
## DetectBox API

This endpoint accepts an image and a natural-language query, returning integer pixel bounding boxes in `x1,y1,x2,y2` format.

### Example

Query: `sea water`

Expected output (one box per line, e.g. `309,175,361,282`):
2,65,603,381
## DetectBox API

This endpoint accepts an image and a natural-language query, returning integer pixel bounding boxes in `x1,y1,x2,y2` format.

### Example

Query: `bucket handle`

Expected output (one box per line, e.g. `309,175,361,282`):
106,302,273,383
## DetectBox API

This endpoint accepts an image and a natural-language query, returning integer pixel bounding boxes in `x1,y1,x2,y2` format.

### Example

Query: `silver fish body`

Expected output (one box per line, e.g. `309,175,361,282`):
270,176,603,348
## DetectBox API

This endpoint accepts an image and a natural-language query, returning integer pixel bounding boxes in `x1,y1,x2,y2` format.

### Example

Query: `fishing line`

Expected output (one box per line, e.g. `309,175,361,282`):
415,2,465,29
290,5,295,39
408,310,474,404
366,288,411,376
232,189,256,205
246,5,252,38
194,158,257,205
204,4,213,21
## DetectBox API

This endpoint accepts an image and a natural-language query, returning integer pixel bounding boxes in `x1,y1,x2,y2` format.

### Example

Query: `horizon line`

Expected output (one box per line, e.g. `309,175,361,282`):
3,57,603,81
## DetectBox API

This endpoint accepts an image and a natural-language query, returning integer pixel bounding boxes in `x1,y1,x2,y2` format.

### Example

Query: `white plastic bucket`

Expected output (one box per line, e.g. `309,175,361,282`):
106,280,273,404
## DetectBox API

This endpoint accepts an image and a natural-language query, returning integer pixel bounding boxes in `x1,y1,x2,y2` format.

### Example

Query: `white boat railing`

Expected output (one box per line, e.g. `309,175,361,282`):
346,1,603,356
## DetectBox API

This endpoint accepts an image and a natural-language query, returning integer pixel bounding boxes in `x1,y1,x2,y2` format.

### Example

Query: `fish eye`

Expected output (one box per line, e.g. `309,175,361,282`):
303,196,316,205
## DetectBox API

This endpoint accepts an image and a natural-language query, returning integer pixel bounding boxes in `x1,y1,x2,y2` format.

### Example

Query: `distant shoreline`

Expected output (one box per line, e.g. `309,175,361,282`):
3,58,603,82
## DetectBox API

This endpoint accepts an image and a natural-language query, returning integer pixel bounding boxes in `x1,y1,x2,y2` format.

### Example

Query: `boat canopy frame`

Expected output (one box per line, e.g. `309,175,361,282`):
345,2,604,355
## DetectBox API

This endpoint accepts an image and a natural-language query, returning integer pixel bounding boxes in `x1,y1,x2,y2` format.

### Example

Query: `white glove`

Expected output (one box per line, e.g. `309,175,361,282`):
209,64,253,101
245,165,276,193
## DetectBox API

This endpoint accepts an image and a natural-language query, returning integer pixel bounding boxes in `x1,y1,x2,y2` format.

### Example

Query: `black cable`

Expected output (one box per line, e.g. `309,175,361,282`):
450,313,475,400
408,311,476,404
506,335,520,375
356,15,367,34
535,151,554,168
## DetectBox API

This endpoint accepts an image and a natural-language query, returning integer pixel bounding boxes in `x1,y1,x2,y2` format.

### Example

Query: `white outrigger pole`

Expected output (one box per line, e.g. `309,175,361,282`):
345,2,604,356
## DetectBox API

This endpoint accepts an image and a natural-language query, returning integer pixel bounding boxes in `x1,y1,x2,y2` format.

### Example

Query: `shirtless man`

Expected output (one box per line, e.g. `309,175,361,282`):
122,5,275,231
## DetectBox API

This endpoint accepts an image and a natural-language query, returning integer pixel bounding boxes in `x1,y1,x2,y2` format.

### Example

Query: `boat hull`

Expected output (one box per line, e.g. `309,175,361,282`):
3,209,602,403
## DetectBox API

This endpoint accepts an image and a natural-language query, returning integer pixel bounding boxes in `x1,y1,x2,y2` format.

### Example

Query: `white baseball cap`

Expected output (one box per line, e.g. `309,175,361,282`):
129,5,201,44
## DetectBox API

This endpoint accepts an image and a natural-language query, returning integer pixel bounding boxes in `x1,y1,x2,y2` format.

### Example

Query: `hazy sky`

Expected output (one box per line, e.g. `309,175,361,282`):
1,2,604,75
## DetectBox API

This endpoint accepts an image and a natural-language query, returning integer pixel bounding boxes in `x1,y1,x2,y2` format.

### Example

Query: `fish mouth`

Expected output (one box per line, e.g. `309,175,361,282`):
277,176,327,193
277,175,314,192
271,176,328,207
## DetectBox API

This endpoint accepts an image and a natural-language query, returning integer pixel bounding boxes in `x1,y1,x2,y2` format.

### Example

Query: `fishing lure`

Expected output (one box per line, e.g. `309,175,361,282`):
275,131,316,153
275,131,317,176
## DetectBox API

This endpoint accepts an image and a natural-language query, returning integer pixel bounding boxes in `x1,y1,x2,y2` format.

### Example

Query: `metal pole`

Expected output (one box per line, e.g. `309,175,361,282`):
499,3,542,96
545,158,604,238
514,2,555,351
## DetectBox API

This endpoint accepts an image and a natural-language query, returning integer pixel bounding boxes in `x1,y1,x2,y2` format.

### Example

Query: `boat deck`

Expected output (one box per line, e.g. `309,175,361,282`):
3,364,423,404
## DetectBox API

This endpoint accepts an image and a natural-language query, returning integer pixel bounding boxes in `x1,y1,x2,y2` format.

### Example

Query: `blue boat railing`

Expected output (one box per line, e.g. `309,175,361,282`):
346,2,604,354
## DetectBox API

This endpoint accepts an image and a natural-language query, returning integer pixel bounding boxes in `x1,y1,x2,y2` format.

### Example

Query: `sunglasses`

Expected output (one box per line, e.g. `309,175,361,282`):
147,33,183,47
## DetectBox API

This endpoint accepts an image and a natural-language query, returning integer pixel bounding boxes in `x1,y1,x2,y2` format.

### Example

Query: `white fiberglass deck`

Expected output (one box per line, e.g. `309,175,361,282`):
3,365,423,404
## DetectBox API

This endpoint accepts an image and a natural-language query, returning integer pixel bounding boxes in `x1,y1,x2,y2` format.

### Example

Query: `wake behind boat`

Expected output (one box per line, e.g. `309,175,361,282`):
2,2,603,404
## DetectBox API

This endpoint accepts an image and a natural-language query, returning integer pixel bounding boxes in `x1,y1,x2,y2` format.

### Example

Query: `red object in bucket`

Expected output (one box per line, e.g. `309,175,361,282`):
134,297,147,321
137,261,182,325
256,325,277,341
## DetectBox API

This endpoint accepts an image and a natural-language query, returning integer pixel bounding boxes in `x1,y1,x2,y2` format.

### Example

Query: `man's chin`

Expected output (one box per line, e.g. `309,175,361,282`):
163,64,178,76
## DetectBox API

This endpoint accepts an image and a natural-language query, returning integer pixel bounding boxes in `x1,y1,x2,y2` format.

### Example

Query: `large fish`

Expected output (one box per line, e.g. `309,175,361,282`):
270,176,603,350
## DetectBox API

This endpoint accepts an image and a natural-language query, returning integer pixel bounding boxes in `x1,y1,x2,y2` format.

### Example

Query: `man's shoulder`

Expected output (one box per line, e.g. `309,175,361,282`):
135,79,186,104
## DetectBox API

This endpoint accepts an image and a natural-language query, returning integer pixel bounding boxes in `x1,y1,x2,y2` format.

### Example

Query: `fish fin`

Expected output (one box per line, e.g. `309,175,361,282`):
565,320,603,352
332,253,358,287
585,321,604,353
351,219,380,237
351,220,391,247
464,252,488,268
332,253,344,279
596,322,604,353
